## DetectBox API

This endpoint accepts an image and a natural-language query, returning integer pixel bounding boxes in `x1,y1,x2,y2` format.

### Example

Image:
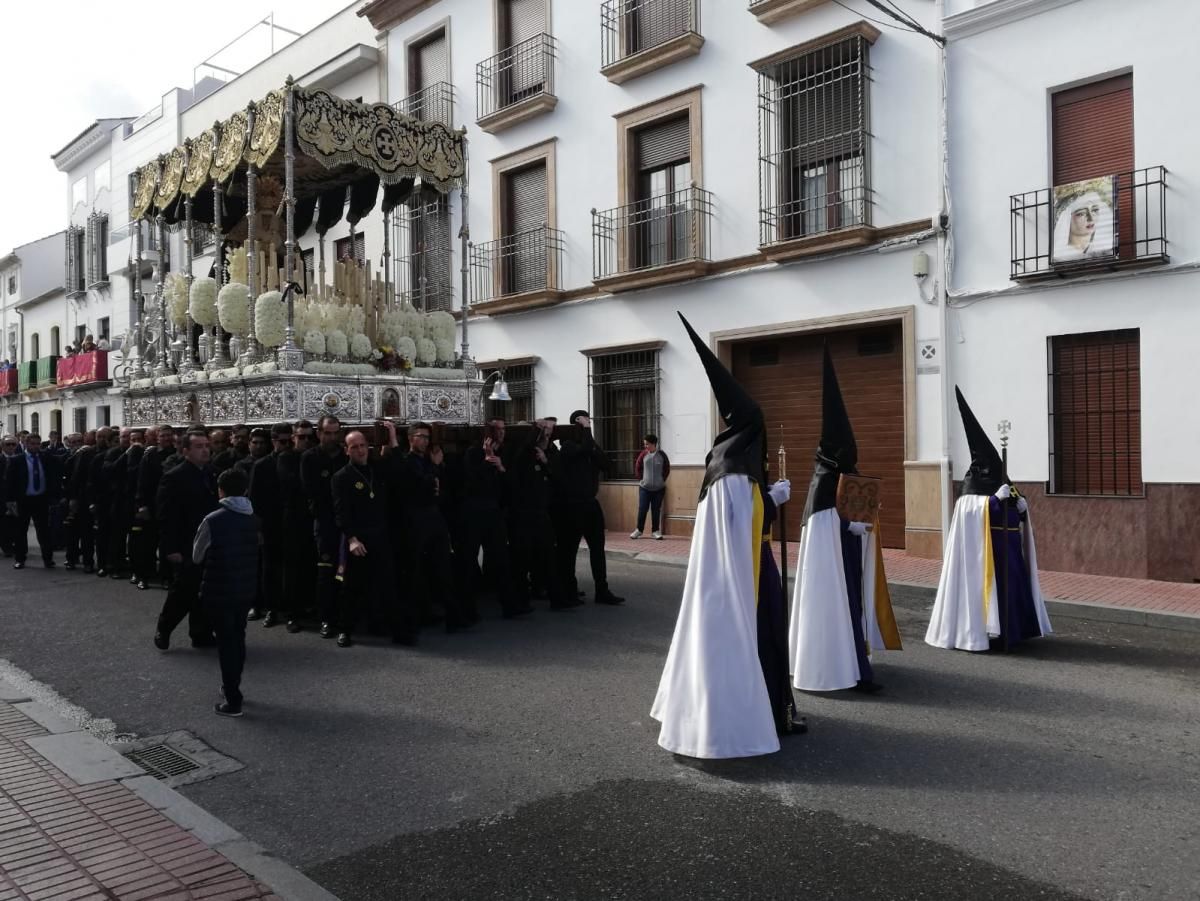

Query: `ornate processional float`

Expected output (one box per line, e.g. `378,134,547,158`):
119,79,484,429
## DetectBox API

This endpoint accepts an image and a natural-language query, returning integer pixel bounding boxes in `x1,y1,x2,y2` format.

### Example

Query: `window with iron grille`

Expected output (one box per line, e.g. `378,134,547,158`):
73,407,87,433
482,363,535,423
392,194,454,312
1048,329,1141,496
334,234,366,264
86,214,109,286
98,405,111,427
65,227,86,295
589,348,660,479
756,34,871,246
301,248,316,294
97,317,110,341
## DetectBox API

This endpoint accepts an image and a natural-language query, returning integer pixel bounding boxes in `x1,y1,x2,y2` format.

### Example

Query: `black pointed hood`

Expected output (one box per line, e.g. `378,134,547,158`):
678,312,766,500
803,345,859,519
956,386,1007,495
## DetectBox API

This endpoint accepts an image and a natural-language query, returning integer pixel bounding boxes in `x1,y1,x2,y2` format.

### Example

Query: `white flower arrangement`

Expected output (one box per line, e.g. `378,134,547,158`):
322,304,348,335
396,336,417,364
217,282,252,336
327,329,349,358
302,361,376,376
416,337,437,366
254,291,286,348
303,329,326,356
379,310,405,347
131,378,154,389
349,332,373,360
427,311,456,344
400,307,425,341
409,366,468,381
227,247,249,286
189,276,219,327
434,338,456,365
345,305,366,337
370,348,383,362
242,361,279,376
211,366,241,380
166,273,190,327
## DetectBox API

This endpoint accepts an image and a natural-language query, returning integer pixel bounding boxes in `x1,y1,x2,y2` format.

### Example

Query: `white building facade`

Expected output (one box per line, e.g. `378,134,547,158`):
360,0,948,554
944,0,1200,581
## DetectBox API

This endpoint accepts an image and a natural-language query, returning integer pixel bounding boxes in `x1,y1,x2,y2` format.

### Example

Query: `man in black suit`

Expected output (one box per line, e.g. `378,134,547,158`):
248,422,292,628
6,432,60,569
84,427,117,576
331,430,400,648
153,428,218,650
0,435,20,557
301,415,346,638
133,426,176,589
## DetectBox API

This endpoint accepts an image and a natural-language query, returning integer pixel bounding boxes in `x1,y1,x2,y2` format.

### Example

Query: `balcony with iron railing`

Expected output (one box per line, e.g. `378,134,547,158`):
592,186,712,291
600,0,703,84
35,357,59,389
476,34,558,134
1010,166,1169,280
16,362,36,392
470,225,565,315
749,0,829,25
0,368,16,398
397,81,455,128
391,201,455,313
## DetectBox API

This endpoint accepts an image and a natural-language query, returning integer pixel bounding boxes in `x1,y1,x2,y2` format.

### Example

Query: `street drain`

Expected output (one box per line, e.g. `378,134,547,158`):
115,730,244,788
124,744,201,780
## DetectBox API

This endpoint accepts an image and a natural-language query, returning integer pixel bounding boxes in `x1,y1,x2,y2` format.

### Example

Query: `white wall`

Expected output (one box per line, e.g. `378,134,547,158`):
946,0,1200,484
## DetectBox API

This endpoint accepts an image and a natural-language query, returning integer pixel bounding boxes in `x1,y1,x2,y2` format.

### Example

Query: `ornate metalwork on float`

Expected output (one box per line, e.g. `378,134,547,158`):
119,78,480,427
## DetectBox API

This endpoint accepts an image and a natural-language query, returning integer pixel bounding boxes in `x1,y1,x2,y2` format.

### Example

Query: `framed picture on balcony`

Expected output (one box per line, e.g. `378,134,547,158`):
1051,176,1118,265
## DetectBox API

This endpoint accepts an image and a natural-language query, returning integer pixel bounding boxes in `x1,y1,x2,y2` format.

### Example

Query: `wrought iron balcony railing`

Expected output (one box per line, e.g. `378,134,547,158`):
391,196,455,313
476,34,557,122
36,356,59,388
592,186,712,281
471,225,564,304
601,0,700,69
16,361,36,392
397,81,455,128
1010,166,1168,279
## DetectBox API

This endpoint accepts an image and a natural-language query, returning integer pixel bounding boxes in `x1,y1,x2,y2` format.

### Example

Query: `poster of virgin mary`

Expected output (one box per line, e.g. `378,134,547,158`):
1051,176,1118,264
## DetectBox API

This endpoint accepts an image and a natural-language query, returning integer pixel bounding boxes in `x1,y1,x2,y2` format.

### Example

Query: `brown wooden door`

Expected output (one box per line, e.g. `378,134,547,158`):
731,324,906,547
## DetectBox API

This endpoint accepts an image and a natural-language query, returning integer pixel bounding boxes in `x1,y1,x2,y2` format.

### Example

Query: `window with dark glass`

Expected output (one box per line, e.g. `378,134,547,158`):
334,234,366,264
589,348,660,479
502,161,548,295
482,363,535,423
632,114,691,268
499,0,547,104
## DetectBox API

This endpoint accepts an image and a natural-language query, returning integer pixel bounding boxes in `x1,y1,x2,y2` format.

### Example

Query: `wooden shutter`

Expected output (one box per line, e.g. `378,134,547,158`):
788,38,866,165
1051,329,1141,496
1052,75,1133,184
413,30,448,91
502,0,544,47
505,163,547,236
636,115,690,172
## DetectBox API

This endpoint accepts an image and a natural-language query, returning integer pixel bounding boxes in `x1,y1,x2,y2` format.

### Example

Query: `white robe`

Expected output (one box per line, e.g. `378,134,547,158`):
651,475,779,759
788,508,891,691
925,495,1053,651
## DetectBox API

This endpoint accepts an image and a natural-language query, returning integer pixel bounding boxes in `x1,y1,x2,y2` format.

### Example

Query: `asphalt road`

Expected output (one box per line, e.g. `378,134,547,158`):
0,556,1197,900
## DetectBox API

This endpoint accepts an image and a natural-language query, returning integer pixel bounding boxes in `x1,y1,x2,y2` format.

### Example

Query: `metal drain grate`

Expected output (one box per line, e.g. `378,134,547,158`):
123,744,201,780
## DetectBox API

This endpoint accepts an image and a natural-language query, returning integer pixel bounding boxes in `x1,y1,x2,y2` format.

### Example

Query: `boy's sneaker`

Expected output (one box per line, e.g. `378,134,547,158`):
629,530,642,539
653,531,664,540
214,701,243,718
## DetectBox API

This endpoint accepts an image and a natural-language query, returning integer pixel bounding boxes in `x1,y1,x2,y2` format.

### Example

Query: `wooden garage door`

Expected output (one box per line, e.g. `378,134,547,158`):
731,323,906,548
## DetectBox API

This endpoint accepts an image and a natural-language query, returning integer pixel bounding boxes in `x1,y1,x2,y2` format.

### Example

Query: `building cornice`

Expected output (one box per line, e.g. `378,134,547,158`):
357,0,441,32
944,0,1083,40
51,119,127,172
298,44,380,91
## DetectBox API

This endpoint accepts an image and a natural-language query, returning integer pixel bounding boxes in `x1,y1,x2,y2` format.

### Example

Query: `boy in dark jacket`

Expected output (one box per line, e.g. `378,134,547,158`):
193,468,260,717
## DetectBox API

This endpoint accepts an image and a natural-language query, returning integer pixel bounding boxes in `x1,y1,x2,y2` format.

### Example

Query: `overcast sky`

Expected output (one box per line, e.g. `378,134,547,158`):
0,0,346,257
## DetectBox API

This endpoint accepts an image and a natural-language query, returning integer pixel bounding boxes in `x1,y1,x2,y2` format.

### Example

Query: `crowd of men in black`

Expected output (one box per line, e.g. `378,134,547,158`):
0,410,625,650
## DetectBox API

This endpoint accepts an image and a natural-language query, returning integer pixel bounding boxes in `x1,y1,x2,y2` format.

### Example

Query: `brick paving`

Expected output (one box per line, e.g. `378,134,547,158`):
0,705,279,901
608,531,1200,619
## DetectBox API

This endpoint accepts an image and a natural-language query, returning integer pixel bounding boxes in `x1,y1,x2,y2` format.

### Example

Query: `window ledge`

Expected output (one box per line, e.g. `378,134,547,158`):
471,288,565,316
477,93,558,135
1012,254,1170,284
759,225,877,262
601,32,705,85
594,258,711,293
750,0,831,26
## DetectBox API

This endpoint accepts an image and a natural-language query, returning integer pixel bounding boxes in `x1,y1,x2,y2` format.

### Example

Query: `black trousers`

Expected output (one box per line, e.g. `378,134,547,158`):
509,508,558,603
92,506,111,572
156,562,213,642
340,530,401,636
314,517,341,627
460,503,519,613
130,519,156,582
107,509,130,574
0,511,13,556
282,525,317,619
555,499,609,597
260,536,285,616
14,497,53,565
402,510,461,628
205,600,249,708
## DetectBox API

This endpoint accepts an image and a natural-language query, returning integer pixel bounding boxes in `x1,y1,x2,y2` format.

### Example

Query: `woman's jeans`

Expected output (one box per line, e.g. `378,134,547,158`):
636,487,665,532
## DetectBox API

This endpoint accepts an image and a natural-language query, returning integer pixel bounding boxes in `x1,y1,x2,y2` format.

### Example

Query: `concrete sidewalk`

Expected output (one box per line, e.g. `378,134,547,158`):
0,681,335,901
606,531,1200,630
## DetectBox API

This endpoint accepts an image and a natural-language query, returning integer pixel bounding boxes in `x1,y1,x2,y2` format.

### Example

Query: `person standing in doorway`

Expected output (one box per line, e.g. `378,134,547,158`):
631,434,670,540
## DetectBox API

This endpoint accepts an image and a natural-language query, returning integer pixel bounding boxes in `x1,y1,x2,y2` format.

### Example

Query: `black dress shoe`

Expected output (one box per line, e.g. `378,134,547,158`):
83,564,94,574
262,611,278,628
136,580,148,591
95,569,107,578
108,571,123,580
285,620,302,634
153,631,169,651
12,562,24,570
391,632,418,646
852,680,884,695
319,622,334,639
336,632,353,648
594,591,626,606
214,701,243,718
246,608,263,621
128,575,138,585
64,562,77,571
550,597,584,610
43,561,55,569
502,604,534,620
